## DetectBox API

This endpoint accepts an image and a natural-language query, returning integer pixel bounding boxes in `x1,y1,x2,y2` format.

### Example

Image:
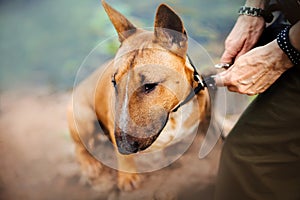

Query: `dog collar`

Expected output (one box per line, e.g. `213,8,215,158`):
172,55,216,112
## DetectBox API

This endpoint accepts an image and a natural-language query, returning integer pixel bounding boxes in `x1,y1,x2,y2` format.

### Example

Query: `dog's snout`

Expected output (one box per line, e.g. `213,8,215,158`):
115,127,160,154
116,133,139,155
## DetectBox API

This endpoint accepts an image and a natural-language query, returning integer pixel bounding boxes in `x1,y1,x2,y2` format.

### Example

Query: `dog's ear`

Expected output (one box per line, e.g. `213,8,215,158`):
154,4,187,56
102,0,136,42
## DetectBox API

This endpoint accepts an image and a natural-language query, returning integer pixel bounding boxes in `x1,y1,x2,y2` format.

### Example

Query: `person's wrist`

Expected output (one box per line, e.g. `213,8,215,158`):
277,26,300,66
239,0,273,23
269,39,293,70
244,0,267,9
238,6,273,23
289,23,300,52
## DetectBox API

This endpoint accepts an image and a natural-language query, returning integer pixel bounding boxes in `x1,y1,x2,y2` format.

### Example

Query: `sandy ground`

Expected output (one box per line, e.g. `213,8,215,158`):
0,89,222,200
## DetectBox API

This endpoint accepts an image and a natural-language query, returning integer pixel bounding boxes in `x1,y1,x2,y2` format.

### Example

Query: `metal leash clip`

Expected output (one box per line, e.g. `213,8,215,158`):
214,63,232,69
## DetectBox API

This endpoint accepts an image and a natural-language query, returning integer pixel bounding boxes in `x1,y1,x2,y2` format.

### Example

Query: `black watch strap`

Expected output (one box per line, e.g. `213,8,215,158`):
238,6,274,23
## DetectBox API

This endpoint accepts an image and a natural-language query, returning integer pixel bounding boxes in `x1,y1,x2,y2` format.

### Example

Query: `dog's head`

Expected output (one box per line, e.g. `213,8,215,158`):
102,1,197,154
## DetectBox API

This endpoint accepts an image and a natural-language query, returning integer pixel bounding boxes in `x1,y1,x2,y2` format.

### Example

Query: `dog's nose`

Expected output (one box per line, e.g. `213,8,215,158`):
116,134,139,155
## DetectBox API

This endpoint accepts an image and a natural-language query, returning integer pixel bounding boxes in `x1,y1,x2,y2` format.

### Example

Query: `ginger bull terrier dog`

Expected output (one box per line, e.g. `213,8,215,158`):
67,0,210,191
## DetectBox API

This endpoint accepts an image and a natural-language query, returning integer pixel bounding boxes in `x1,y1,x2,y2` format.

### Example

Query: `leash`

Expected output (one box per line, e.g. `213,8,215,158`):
172,55,216,112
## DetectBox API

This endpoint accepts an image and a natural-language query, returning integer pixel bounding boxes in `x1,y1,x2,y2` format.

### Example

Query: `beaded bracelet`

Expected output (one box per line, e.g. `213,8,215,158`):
277,26,300,66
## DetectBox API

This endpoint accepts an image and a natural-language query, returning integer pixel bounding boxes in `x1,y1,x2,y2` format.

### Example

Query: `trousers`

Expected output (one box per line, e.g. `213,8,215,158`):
214,65,300,199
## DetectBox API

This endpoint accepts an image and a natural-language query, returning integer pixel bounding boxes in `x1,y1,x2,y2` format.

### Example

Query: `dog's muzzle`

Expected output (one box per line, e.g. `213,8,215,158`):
116,135,139,155
115,131,157,155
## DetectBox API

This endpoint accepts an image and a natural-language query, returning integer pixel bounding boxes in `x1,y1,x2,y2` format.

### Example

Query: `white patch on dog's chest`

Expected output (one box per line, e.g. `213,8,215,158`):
149,98,200,150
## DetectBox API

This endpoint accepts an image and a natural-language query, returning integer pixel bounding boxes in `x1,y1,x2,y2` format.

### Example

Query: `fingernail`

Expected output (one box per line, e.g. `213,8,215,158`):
247,91,256,95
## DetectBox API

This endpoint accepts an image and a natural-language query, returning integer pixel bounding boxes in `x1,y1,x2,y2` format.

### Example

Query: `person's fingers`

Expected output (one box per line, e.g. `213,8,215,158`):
235,39,256,59
227,85,241,93
220,49,236,64
236,48,248,60
214,74,224,86
216,68,260,95
215,70,232,86
221,35,246,64
246,72,280,94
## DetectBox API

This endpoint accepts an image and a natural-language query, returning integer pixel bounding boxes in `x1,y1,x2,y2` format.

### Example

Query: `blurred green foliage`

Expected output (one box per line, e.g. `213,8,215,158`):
0,0,243,91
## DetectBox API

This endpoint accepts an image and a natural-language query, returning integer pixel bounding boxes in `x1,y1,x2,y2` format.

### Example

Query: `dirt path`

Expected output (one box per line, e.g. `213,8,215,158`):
0,89,222,200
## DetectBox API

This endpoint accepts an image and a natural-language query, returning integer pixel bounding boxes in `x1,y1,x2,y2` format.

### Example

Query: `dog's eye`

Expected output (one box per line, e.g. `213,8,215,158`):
112,79,116,87
112,74,117,87
143,83,158,93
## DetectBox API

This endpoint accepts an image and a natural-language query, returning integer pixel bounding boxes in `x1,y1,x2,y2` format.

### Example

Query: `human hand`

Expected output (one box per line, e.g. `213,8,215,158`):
216,39,293,95
220,15,265,64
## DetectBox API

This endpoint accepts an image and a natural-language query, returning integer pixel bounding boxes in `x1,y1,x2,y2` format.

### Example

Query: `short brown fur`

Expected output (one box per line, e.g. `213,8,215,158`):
67,1,210,191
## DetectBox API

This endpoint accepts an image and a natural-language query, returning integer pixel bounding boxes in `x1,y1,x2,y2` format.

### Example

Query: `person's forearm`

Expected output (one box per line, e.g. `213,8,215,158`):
244,0,270,9
289,21,300,51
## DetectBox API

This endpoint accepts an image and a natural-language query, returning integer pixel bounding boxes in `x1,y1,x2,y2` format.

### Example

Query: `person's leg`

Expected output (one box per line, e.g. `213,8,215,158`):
215,66,300,200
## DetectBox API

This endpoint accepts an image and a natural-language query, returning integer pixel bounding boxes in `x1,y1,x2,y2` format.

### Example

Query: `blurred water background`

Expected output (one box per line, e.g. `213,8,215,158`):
0,0,244,92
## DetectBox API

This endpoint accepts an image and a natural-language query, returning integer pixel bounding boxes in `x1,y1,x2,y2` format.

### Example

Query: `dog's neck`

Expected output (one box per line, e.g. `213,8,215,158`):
172,55,206,112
